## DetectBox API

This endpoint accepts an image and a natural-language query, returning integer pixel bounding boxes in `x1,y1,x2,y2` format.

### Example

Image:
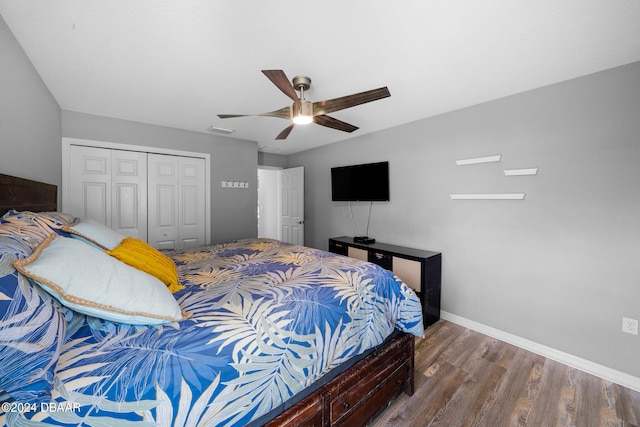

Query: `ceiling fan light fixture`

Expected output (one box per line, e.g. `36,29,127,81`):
292,99,313,125
218,70,390,140
292,114,313,125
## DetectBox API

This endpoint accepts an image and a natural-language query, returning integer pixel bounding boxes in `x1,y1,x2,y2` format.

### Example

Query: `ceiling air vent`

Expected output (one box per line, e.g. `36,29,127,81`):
206,125,235,135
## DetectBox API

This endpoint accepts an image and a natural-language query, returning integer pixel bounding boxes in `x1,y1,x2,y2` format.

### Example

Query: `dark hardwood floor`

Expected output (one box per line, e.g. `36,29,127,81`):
371,320,640,427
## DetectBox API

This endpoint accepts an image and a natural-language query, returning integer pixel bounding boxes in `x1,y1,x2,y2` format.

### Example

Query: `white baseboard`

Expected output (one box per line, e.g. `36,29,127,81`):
440,311,640,393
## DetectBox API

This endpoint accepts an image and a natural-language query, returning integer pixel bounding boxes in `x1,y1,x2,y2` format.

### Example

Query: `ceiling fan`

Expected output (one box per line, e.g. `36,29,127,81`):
217,70,391,140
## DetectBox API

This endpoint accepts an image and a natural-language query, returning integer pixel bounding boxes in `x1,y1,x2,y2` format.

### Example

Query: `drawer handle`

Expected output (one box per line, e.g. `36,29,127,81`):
343,401,350,409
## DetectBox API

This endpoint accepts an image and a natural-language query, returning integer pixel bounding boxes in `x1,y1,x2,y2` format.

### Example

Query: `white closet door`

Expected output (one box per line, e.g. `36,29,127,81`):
179,157,206,249
148,154,206,249
69,146,148,239
111,150,148,240
67,143,207,250
148,154,180,249
69,146,111,225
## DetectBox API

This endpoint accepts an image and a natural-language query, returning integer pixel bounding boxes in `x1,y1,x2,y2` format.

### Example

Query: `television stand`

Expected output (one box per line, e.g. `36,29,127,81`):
329,237,441,328
353,236,375,244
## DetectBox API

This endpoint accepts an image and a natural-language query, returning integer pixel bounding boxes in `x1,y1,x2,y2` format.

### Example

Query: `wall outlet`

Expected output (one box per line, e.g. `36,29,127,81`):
622,317,638,335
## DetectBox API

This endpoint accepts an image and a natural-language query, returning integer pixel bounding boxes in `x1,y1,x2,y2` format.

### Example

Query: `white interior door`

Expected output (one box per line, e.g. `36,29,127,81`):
257,168,280,240
280,166,304,245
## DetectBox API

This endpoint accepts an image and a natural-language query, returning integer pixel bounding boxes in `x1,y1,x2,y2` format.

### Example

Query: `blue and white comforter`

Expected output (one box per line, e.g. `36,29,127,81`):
1,236,423,426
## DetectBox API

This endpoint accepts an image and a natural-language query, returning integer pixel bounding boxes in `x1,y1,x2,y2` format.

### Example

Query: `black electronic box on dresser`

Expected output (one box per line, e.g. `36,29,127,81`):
329,237,442,328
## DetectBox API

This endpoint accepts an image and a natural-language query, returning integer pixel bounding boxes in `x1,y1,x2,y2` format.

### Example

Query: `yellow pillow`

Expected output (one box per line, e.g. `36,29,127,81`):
107,238,183,293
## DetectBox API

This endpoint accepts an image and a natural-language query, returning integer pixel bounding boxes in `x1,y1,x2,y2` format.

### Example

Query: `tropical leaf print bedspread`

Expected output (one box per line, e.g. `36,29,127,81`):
2,238,423,426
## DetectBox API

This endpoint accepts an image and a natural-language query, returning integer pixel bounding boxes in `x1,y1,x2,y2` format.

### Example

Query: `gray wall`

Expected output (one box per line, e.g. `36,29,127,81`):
288,61,640,378
258,151,288,168
2,16,258,245
62,111,258,244
0,15,61,202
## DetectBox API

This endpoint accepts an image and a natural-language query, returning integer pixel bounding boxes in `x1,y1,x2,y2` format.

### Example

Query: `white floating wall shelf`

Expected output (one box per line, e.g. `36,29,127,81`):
455,155,502,166
450,193,525,200
504,168,538,176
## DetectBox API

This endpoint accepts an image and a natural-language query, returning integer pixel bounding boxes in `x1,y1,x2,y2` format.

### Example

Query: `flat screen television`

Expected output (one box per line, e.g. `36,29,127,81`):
331,161,389,202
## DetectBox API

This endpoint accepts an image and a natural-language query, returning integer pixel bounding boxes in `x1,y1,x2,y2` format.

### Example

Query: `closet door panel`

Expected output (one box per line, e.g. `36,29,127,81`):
69,146,111,225
83,183,109,224
179,157,206,249
114,184,136,227
148,154,179,249
157,186,176,226
112,150,148,240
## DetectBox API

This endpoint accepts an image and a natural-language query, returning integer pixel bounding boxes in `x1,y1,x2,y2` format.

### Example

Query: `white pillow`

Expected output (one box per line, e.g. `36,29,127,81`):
62,218,125,251
13,234,185,325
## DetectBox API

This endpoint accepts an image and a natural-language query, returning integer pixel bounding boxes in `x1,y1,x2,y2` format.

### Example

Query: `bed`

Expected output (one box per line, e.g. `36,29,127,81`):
0,173,423,427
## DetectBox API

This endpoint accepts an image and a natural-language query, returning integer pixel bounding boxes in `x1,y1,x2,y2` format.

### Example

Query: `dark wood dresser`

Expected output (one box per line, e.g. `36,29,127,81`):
329,236,441,328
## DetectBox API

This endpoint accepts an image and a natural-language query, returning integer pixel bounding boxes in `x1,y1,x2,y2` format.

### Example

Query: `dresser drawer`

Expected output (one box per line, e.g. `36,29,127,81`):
347,247,368,261
329,240,348,256
331,361,411,426
264,393,325,427
368,251,392,270
329,339,412,424
392,256,421,292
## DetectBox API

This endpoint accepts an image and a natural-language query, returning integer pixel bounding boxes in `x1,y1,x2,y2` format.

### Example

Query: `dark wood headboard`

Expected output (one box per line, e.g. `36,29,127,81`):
0,174,57,216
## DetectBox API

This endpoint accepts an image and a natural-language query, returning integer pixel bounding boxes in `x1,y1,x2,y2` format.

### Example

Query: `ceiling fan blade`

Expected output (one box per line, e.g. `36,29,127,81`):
259,106,291,119
275,124,295,140
262,70,300,104
218,106,291,120
217,114,250,119
313,87,390,116
313,115,359,133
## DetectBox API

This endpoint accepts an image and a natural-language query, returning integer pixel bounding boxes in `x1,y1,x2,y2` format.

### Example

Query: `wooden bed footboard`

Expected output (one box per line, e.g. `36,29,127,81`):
265,332,415,427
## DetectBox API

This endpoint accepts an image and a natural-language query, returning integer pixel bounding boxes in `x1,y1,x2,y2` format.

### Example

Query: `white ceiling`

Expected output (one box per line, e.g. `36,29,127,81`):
2,1,640,155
